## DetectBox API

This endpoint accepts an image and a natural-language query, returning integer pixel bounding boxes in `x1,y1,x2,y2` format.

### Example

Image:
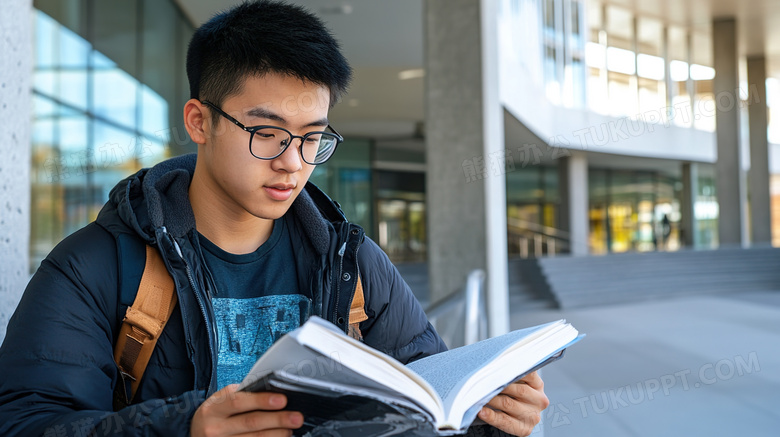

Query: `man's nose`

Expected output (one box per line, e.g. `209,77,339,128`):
272,137,303,172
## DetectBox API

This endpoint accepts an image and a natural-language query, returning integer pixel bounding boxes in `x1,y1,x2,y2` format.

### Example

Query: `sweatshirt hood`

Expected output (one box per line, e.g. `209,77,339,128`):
98,153,336,255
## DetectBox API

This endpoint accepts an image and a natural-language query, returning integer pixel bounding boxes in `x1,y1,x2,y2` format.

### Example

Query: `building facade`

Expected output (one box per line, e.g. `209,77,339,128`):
1,0,779,340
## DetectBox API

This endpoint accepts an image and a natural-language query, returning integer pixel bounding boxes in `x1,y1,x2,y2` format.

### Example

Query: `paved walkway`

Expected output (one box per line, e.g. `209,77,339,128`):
509,291,780,437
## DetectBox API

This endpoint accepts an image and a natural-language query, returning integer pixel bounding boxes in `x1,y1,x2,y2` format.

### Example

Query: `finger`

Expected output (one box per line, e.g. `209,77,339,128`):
235,429,293,437
484,391,548,424
202,385,290,416
499,381,548,409
478,406,536,437
518,371,544,390
223,410,304,435
484,393,536,417
500,381,531,400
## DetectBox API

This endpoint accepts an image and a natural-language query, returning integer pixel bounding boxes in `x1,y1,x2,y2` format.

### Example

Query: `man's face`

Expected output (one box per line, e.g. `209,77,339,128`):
198,73,330,221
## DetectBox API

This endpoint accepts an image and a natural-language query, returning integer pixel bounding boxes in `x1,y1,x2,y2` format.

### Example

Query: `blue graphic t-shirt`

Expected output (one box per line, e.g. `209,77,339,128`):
198,218,311,389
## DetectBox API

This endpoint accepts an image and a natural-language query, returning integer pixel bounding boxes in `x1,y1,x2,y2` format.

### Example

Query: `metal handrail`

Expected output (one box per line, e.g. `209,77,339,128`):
508,218,571,258
507,217,570,240
426,269,487,347
464,269,485,345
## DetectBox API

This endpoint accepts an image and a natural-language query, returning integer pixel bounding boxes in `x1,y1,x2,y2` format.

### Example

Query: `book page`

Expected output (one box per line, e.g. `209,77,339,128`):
241,317,446,425
406,322,560,401
406,321,569,429
447,326,580,427
294,318,445,422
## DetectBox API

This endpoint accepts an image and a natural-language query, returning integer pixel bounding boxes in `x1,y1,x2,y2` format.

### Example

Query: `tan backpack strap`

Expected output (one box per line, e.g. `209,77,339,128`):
347,274,368,340
114,245,177,402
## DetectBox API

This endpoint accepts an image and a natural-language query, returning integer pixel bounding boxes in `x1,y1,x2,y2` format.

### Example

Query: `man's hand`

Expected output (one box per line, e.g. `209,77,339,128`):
477,371,550,437
191,384,303,437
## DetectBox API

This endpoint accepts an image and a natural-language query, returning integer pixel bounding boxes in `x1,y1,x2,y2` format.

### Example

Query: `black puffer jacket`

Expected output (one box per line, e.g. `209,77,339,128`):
0,154,447,436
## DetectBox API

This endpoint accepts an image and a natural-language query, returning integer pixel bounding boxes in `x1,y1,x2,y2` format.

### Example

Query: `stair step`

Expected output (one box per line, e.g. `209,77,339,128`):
534,248,780,308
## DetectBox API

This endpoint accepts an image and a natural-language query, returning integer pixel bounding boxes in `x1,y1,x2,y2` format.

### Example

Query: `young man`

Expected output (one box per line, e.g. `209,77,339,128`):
0,2,548,436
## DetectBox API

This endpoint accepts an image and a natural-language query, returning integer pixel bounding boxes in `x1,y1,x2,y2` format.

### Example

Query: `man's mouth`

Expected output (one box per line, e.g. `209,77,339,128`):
264,184,295,201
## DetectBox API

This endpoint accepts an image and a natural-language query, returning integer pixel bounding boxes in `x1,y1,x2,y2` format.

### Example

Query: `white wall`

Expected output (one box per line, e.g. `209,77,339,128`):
499,52,717,163
0,0,32,343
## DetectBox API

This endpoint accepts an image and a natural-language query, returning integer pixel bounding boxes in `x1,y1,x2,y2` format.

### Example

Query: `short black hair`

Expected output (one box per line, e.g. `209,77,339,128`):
186,0,352,109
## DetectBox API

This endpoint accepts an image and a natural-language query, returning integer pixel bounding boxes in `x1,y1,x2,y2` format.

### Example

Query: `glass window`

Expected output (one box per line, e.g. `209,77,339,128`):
605,5,632,44
34,0,88,39
58,110,88,159
375,170,425,263
139,136,168,169
607,170,635,253
605,6,637,116
141,85,169,137
654,175,680,251
564,0,586,107
91,0,138,77
507,165,561,257
588,168,608,254
92,51,139,129
141,0,176,94
542,0,562,104
34,12,57,97
695,169,718,249
93,120,138,172
310,138,373,236
690,33,715,131
57,24,89,110
636,18,664,116
588,168,683,254
30,4,196,273
692,77,715,131
31,95,61,267
142,0,177,140
376,198,426,263
667,27,691,127
92,120,140,216
585,1,608,114
690,32,712,68
587,0,602,30
606,47,635,75
170,17,196,156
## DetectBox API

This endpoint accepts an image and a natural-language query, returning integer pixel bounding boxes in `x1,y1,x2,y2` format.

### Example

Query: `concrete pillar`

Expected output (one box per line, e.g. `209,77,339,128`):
0,0,32,343
425,0,509,336
712,18,746,247
681,162,699,247
747,56,772,246
558,152,589,256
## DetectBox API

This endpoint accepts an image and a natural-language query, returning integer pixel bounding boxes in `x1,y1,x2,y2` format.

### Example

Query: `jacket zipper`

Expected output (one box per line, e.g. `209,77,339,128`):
166,228,216,394
334,226,363,331
333,241,347,327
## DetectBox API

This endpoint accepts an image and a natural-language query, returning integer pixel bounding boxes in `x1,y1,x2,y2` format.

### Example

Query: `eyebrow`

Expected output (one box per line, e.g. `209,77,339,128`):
246,107,330,129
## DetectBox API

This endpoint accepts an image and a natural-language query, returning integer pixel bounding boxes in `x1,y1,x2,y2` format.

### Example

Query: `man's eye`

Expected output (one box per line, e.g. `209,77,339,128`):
305,135,322,142
256,132,275,139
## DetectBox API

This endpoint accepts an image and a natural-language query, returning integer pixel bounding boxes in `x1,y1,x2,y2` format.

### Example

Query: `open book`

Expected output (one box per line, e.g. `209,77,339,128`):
239,316,582,436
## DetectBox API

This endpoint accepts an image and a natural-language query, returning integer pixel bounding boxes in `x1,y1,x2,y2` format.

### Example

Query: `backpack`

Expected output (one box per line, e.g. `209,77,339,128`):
113,243,367,407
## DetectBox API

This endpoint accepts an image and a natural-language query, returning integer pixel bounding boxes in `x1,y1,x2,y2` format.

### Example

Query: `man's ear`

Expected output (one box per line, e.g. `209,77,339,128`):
183,99,208,145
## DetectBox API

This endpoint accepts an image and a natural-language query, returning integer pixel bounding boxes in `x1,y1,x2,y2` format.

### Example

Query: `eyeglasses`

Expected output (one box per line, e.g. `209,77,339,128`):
201,100,343,165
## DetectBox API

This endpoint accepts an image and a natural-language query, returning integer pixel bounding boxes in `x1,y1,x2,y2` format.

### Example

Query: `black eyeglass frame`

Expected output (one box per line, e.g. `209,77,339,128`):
200,100,343,165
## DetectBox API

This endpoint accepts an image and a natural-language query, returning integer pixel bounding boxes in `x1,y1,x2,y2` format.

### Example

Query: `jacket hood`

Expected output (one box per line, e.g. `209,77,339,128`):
98,153,338,255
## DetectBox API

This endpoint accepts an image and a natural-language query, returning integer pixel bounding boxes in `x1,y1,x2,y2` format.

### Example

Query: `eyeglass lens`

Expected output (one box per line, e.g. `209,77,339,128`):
250,127,338,164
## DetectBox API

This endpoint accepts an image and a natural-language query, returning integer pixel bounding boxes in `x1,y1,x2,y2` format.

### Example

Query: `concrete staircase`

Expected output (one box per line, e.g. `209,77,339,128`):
536,247,780,308
508,258,558,311
396,259,558,312
397,248,780,313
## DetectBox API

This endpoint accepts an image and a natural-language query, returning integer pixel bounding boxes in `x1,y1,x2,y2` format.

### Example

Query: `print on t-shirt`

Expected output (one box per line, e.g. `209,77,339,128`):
214,293,312,388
